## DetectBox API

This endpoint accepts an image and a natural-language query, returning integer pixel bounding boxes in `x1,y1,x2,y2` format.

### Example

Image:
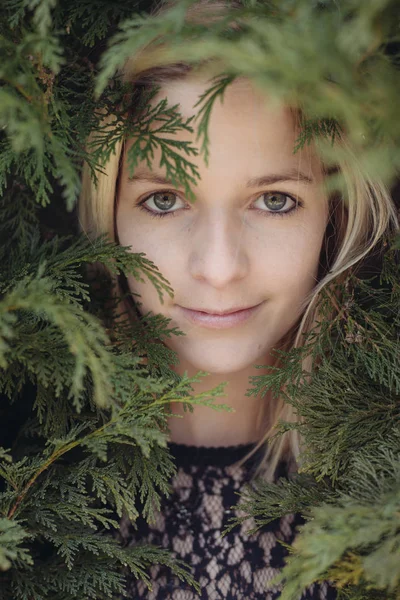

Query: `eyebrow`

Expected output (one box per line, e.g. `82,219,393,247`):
127,168,314,187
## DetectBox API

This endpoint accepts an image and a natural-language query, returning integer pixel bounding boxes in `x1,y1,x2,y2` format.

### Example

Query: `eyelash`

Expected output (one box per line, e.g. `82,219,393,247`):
136,190,302,219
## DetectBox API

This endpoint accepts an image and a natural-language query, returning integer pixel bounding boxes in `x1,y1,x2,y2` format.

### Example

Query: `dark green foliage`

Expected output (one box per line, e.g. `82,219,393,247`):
124,89,202,202
227,244,400,599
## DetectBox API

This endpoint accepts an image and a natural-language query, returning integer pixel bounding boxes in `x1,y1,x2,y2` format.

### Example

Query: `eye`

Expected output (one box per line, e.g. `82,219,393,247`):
138,191,183,217
254,192,297,214
137,190,300,219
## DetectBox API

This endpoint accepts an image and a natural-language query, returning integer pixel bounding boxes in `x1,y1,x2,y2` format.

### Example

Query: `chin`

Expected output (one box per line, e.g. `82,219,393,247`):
175,346,271,376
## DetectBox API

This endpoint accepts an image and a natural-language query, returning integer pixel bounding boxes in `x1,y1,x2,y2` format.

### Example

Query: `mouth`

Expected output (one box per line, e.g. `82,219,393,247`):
177,302,264,329
184,304,260,316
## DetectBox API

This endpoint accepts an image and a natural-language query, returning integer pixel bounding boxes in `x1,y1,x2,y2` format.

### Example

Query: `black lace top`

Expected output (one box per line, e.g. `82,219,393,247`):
118,442,336,600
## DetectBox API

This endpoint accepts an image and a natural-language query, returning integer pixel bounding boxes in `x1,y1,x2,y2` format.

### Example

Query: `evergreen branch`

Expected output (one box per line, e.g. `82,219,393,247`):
85,112,127,177
293,117,342,153
3,370,177,523
125,96,201,203
122,1,400,182
42,529,115,571
6,428,91,520
49,134,82,212
222,473,334,536
62,0,137,48
95,0,198,97
28,0,57,39
4,407,164,521
84,460,140,522
0,229,175,306
273,485,400,600
112,312,184,381
0,139,15,197
0,518,33,572
0,271,114,410
0,88,45,155
34,552,126,599
127,447,175,524
3,0,57,38
12,541,201,598
0,185,39,257
0,455,32,499
120,543,201,595
21,30,65,75
144,370,233,413
193,72,237,167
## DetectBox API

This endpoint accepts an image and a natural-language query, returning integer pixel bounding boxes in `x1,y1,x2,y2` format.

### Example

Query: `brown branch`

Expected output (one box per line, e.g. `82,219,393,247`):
6,419,116,520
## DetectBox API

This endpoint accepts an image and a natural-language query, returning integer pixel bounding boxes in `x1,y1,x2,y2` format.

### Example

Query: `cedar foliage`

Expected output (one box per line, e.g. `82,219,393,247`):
0,0,399,599
224,247,400,600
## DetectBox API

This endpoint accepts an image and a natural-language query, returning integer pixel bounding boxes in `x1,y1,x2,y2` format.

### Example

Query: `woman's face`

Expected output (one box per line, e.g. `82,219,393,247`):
116,75,329,375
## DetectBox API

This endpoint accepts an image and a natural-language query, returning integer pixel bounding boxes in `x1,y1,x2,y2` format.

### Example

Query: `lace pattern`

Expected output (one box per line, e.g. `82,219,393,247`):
118,443,336,600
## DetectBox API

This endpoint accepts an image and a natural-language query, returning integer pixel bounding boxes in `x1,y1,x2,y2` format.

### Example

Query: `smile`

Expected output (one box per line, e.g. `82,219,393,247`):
178,302,264,329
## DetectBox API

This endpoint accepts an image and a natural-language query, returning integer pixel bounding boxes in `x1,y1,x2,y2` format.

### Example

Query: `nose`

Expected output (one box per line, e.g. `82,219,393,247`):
188,209,249,288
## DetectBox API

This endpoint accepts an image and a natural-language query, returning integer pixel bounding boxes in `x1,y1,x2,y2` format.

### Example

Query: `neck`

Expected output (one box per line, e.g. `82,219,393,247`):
167,359,272,447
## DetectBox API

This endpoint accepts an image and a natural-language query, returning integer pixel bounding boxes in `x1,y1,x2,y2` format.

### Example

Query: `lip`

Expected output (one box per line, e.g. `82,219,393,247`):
178,302,264,329
186,305,258,315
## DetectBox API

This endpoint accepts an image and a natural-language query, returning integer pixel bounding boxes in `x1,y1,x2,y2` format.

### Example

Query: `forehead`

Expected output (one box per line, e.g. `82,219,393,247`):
126,74,322,181
153,75,294,132
151,74,295,135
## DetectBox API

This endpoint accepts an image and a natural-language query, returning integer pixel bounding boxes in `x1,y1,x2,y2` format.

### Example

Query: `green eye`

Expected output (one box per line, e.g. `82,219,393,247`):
152,192,177,211
263,193,293,212
137,189,300,220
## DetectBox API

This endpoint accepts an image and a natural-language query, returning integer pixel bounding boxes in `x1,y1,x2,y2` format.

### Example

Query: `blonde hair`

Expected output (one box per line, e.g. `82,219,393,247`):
78,0,399,482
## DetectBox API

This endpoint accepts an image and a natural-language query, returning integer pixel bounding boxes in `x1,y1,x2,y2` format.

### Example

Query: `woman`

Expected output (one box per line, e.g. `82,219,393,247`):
78,0,398,598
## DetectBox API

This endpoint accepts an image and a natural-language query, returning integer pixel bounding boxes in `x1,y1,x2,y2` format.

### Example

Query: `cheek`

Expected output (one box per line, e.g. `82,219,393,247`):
260,221,325,297
116,211,181,310
116,203,174,253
